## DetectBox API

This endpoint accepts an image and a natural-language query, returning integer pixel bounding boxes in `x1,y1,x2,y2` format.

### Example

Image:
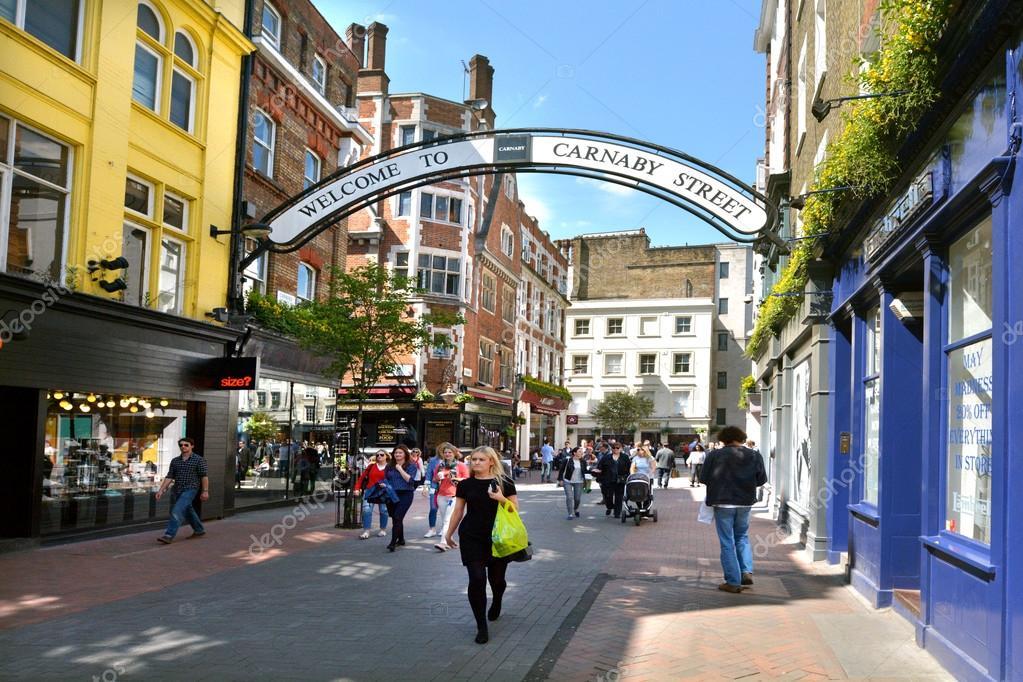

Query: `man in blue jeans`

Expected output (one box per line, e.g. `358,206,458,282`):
540,440,555,483
155,437,208,544
699,425,767,593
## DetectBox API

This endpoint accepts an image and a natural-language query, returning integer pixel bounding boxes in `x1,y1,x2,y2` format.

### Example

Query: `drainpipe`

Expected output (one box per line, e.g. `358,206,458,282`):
228,0,256,315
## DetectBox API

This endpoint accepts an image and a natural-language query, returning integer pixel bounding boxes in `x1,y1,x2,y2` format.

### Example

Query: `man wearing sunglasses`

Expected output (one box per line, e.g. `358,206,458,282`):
155,437,208,543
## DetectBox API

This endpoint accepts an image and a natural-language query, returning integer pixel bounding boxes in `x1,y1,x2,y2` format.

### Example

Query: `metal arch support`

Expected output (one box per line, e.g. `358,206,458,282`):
240,128,786,271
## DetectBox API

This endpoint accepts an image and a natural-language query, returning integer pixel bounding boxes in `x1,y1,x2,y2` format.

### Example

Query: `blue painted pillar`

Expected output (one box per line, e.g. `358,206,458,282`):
826,314,852,564
877,282,924,591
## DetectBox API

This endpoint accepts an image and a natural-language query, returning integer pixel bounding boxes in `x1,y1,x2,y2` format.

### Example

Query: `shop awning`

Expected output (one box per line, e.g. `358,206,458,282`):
338,386,415,397
520,389,569,414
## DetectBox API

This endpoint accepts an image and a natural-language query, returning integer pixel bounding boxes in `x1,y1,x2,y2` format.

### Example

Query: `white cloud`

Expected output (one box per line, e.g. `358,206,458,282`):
532,94,547,109
575,177,635,196
517,189,552,226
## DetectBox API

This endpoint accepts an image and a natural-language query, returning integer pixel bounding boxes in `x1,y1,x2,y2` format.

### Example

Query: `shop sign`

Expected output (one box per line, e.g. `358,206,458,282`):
336,402,414,411
519,388,569,413
639,421,661,429
864,170,933,259
465,402,511,417
566,414,579,425
377,421,397,445
422,403,462,411
199,357,259,390
839,431,851,454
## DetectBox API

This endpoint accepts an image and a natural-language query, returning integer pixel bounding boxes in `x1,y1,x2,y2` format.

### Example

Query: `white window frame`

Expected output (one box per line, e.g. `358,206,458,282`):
573,318,591,337
431,329,453,359
305,405,315,422
395,190,412,217
796,35,807,155
121,221,152,307
478,337,495,385
303,148,321,189
260,1,282,49
325,405,336,423
3,0,85,62
137,0,164,41
674,315,693,335
311,53,327,94
501,225,514,257
168,68,196,133
501,284,515,324
252,109,275,177
125,174,155,219
416,252,461,297
672,352,693,376
297,262,316,301
157,235,186,315
638,354,657,376
242,237,267,294
675,389,693,416
604,353,624,377
132,39,163,114
420,191,463,225
606,317,624,336
481,272,496,313
162,191,189,234
572,354,590,376
399,125,416,146
813,0,827,99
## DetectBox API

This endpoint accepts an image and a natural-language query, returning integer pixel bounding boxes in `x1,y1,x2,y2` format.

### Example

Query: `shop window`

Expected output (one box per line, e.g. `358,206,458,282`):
417,254,460,296
674,315,692,334
303,149,321,190
673,352,692,375
944,215,993,544
40,391,196,535
260,1,281,49
862,306,881,506
638,354,657,375
252,110,275,177
0,118,71,281
607,317,623,336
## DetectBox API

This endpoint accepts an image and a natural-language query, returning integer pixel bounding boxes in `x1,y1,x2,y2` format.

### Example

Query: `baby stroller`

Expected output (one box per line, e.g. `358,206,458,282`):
621,473,658,525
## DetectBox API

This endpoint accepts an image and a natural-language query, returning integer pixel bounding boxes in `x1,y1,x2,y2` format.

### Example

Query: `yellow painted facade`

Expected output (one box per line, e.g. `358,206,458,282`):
0,0,252,320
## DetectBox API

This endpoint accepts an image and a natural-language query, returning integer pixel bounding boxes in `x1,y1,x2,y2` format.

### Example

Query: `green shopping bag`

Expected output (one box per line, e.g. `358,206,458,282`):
492,500,529,558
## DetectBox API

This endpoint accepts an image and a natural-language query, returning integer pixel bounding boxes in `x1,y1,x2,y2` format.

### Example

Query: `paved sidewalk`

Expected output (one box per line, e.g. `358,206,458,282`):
0,480,951,681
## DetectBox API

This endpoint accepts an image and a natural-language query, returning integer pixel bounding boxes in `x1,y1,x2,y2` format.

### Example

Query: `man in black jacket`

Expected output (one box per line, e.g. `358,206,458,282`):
593,443,631,518
699,425,767,593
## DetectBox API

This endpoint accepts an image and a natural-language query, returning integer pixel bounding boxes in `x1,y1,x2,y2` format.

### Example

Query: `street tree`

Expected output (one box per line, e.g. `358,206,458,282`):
285,263,461,526
243,411,279,444
591,391,655,437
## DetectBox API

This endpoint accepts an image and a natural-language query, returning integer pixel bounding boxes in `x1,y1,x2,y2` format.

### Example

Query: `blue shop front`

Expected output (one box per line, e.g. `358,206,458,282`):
826,33,1023,681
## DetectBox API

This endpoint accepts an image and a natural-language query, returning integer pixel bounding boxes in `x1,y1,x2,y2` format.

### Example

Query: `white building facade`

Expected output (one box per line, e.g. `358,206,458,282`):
564,298,714,446
713,243,760,443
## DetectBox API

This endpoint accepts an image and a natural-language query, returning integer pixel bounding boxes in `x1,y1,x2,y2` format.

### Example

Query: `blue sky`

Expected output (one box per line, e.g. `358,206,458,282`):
316,0,766,247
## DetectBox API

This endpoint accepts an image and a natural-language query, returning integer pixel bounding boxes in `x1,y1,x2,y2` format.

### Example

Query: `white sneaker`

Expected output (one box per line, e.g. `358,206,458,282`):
377,530,387,537
359,531,370,539
424,529,437,538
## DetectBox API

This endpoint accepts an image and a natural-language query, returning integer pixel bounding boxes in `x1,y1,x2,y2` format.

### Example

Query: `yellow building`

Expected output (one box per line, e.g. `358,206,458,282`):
0,2,255,540
0,0,251,317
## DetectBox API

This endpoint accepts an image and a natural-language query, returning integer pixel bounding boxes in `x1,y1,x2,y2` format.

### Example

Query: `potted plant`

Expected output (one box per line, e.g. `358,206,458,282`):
453,392,473,404
413,388,435,402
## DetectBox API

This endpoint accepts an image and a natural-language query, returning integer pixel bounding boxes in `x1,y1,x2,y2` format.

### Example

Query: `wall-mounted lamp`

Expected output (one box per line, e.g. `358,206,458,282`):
811,90,909,122
210,223,272,239
787,186,856,210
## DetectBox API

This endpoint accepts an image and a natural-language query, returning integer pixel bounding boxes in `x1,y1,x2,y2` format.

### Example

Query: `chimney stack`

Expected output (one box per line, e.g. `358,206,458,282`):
366,22,388,71
345,24,365,67
468,54,495,126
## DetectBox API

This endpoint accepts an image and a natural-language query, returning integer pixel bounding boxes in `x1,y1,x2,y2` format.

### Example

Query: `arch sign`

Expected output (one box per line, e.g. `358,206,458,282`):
246,128,784,266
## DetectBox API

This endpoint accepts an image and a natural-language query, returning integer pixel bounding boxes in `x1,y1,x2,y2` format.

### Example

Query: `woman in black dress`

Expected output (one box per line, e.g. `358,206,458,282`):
443,446,518,644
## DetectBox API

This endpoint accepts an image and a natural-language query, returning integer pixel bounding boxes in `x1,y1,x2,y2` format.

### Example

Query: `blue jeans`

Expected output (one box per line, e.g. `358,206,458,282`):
362,498,389,531
656,467,672,488
541,461,552,482
164,488,204,538
428,488,438,529
562,481,583,515
713,506,753,585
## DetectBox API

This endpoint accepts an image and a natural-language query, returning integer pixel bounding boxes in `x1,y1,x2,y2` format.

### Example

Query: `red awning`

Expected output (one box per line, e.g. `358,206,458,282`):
338,386,415,397
520,389,569,413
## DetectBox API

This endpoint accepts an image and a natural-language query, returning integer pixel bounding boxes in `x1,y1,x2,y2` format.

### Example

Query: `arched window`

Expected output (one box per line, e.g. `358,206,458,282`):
132,2,165,112
170,31,197,132
174,31,195,66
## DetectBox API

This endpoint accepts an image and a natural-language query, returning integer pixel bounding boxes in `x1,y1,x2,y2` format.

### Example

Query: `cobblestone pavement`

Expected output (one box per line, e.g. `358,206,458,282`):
0,477,951,681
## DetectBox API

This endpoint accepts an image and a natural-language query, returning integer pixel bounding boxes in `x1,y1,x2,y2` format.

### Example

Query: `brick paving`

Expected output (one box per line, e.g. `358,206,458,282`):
0,478,951,681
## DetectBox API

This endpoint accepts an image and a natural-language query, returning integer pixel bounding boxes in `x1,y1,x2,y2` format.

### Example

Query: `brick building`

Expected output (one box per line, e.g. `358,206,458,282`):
233,0,371,505
343,25,568,456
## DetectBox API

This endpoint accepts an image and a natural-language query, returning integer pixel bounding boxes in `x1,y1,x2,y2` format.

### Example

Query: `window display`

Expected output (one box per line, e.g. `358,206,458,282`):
40,391,196,535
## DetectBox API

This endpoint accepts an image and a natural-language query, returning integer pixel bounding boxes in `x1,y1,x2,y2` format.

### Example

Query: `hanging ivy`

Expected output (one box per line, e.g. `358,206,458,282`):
738,375,758,410
746,0,952,359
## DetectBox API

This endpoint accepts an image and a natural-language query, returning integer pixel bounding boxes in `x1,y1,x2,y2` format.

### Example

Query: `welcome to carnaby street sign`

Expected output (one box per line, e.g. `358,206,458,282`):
245,128,782,266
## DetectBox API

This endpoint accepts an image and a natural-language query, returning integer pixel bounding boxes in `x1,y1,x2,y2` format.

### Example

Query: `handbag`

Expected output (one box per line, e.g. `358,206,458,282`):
697,502,714,524
492,500,529,558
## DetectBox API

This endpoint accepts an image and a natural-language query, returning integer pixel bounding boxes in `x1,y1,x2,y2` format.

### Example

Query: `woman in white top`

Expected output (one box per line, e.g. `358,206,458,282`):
557,447,588,519
688,445,707,486
630,446,657,476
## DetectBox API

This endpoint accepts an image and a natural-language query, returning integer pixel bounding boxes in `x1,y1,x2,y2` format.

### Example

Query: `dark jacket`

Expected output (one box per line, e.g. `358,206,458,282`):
699,446,767,506
596,452,631,485
557,458,589,483
384,462,420,492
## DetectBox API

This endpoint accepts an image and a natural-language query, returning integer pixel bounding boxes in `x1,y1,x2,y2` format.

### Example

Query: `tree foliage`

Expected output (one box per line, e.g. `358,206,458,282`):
243,411,279,442
591,391,654,436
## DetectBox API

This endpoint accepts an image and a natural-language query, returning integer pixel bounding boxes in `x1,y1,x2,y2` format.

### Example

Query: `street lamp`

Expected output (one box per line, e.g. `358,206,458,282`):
810,90,909,122
438,384,458,404
210,222,273,239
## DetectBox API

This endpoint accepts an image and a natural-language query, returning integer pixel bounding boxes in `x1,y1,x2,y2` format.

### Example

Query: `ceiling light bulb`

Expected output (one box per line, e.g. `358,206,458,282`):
159,399,169,407
46,392,52,399
87,393,96,402
79,403,90,412
145,410,155,418
106,400,116,408
128,396,138,403
53,391,64,400
120,399,130,408
60,400,73,410
129,405,139,413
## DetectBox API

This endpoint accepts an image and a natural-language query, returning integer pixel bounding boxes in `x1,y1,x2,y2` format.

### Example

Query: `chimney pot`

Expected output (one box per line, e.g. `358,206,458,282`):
346,24,366,67
468,54,495,125
366,22,389,71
